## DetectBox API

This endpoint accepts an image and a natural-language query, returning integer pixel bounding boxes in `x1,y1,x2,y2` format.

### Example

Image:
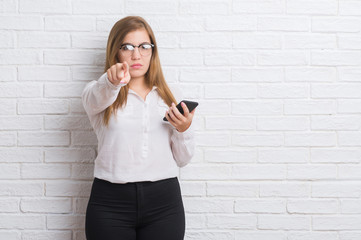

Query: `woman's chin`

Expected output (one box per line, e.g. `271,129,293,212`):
129,72,146,79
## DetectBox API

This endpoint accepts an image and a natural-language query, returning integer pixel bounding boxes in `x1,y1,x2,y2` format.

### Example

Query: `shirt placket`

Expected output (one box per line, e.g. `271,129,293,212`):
141,99,150,158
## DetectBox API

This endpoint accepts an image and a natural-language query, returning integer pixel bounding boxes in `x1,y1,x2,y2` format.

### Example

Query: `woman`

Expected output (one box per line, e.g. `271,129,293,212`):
82,16,196,240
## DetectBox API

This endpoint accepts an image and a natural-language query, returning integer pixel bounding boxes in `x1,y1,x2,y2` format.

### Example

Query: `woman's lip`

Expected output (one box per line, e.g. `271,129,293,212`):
131,64,142,67
131,65,142,69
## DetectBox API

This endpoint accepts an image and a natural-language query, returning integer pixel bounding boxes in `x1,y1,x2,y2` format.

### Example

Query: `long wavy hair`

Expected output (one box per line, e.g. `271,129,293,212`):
103,16,177,126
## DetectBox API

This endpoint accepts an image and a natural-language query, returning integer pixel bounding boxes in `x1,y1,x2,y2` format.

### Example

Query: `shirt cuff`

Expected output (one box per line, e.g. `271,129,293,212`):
172,121,195,141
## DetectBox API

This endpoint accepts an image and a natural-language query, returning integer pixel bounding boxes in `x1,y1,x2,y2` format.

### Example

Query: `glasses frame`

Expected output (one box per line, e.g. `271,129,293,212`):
119,43,155,56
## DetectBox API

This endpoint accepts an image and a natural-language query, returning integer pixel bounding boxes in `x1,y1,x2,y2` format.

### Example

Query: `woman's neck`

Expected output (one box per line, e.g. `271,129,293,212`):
129,76,149,90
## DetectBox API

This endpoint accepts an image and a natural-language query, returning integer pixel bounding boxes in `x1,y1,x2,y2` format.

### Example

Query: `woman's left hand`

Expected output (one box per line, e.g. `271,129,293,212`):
165,102,196,132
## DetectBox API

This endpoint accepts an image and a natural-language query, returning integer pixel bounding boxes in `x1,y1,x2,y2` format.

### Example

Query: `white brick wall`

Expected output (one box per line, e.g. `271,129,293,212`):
1,0,361,239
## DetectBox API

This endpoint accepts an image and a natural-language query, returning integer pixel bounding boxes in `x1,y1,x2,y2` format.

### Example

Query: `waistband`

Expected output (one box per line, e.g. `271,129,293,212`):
94,176,178,186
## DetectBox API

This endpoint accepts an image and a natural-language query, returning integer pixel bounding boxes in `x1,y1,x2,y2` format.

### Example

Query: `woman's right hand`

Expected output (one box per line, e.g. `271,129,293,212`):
106,61,131,85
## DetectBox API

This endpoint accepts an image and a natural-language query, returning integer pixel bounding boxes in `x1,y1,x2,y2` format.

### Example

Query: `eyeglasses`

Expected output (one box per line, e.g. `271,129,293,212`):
119,43,154,57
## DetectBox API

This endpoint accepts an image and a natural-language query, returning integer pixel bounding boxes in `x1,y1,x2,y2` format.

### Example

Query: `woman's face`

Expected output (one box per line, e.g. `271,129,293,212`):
118,29,152,80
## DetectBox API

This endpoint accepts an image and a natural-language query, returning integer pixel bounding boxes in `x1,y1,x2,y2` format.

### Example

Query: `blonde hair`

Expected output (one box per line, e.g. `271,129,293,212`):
103,16,177,126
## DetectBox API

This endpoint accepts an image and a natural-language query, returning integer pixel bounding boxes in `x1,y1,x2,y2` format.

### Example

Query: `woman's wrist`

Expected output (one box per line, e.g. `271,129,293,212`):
176,121,192,132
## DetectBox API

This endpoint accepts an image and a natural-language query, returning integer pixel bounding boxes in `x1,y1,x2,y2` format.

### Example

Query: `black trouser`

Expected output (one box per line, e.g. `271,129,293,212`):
85,176,185,240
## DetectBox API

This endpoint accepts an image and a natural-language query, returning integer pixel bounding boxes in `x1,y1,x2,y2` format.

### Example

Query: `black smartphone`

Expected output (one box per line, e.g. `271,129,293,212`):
163,100,198,121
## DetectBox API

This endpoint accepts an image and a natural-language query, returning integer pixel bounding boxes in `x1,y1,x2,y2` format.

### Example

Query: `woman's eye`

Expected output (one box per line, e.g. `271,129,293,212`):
123,45,134,50
141,44,151,49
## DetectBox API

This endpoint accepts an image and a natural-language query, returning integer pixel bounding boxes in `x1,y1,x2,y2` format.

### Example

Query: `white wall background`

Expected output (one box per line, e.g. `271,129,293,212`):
1,0,361,239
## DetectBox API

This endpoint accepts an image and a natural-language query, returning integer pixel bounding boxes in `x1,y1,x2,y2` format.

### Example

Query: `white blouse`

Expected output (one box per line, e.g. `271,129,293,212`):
81,72,195,184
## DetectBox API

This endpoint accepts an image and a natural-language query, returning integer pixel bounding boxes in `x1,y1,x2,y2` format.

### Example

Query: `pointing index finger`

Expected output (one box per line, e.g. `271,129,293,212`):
123,61,129,73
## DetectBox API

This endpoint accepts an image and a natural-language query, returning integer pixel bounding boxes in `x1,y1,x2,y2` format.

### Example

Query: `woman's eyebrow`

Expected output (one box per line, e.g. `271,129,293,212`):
122,41,151,45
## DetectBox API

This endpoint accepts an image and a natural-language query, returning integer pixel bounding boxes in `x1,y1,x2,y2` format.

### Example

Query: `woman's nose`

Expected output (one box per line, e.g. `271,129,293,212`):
131,47,141,59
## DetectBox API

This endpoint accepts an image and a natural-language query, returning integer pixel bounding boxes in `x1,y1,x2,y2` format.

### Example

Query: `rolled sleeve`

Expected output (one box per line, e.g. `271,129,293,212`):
81,72,126,117
170,121,195,168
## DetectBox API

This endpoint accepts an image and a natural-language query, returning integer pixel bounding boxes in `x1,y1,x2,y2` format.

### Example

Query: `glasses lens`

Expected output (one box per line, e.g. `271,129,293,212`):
139,44,153,56
122,44,134,50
